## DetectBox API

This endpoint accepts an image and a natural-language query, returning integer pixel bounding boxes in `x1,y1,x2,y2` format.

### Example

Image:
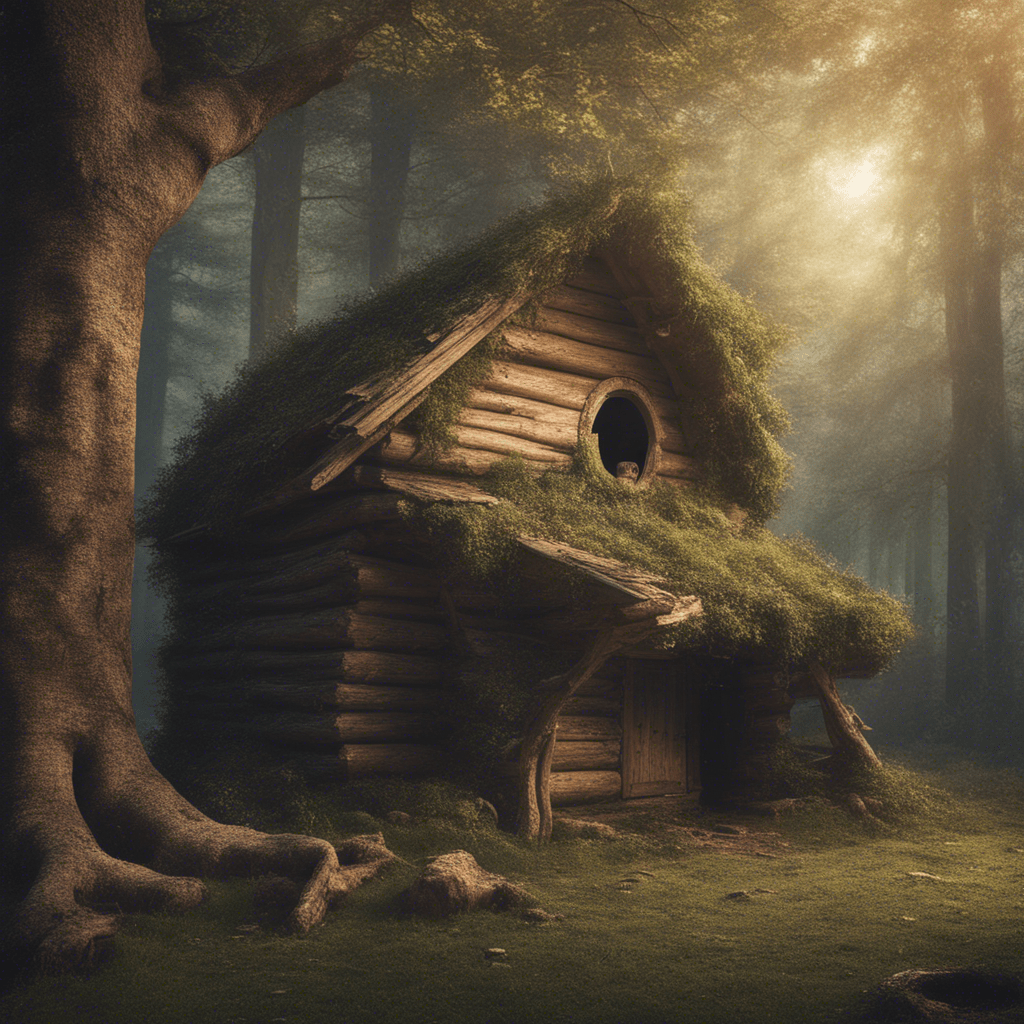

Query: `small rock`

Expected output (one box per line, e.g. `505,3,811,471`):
483,948,506,959
386,810,413,825
710,824,745,835
906,871,948,881
400,850,536,918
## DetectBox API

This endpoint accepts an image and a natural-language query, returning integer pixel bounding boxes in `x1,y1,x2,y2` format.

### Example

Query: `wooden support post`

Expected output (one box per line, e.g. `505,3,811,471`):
808,661,881,769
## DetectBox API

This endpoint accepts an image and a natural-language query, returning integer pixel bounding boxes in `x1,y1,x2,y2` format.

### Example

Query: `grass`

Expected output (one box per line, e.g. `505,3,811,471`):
3,747,1023,1024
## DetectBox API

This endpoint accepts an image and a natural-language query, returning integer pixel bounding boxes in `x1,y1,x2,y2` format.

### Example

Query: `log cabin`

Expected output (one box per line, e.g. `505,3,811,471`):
142,182,911,832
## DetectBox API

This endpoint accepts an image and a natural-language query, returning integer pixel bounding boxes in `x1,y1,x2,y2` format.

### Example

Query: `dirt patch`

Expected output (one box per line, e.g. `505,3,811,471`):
555,796,792,858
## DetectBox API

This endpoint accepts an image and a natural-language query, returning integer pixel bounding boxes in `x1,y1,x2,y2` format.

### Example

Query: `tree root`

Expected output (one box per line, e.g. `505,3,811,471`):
2,733,396,974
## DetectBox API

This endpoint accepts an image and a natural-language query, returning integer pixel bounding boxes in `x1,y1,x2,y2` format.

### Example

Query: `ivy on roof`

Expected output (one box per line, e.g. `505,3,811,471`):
139,176,792,543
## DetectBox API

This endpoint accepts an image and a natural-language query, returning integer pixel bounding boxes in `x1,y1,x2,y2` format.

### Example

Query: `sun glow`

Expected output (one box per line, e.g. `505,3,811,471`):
836,159,877,199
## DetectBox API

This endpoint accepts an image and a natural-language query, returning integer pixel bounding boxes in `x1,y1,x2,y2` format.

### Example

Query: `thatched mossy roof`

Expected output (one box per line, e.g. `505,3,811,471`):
139,177,793,542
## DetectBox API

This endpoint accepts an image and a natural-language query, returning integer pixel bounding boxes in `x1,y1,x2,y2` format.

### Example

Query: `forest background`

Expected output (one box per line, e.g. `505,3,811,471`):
134,0,1024,764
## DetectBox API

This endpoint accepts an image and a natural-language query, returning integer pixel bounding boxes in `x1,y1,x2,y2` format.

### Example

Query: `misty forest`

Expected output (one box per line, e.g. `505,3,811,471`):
2,1,1024,1023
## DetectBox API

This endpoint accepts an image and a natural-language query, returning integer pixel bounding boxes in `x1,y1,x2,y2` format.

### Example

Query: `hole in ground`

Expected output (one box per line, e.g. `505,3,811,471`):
915,970,1022,1010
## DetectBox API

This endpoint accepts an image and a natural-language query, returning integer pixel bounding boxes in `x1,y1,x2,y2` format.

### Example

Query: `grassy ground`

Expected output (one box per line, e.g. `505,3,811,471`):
2,745,1023,1024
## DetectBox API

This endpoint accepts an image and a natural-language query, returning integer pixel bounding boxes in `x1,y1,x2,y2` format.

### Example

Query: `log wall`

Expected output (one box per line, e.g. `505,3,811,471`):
165,519,450,781
373,256,699,488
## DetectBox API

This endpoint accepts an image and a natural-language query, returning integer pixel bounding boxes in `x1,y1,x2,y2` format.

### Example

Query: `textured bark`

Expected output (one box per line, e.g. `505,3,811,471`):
0,0,408,972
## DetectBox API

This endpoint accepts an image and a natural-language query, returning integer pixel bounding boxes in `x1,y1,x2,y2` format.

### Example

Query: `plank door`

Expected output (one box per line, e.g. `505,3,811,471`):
621,658,695,798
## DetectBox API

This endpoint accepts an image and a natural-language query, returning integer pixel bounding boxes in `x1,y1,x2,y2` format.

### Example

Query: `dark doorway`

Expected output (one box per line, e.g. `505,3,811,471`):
591,396,649,476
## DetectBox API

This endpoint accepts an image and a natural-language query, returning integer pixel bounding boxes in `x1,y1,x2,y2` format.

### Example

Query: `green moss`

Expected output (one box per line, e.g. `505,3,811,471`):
140,176,792,542
405,445,913,672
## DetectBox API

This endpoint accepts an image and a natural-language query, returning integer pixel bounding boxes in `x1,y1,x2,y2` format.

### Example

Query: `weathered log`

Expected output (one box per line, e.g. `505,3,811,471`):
464,387,582,429
554,715,622,741
169,649,443,684
248,682,445,712
457,405,577,452
501,327,674,398
256,711,436,746
292,744,444,779
482,359,601,410
550,771,622,806
451,423,570,463
252,493,407,547
531,306,649,355
176,533,368,585
193,610,449,654
480,360,684,430
539,284,637,326
551,740,621,772
375,428,560,477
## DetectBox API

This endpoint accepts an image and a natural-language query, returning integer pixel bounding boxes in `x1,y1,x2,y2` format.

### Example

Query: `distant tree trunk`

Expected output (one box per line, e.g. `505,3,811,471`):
250,105,307,359
941,140,985,734
975,58,1015,749
911,483,936,633
368,84,415,287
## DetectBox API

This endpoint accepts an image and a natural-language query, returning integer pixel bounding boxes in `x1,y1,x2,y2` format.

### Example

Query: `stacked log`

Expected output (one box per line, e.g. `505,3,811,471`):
164,493,451,780
371,280,698,489
549,664,624,804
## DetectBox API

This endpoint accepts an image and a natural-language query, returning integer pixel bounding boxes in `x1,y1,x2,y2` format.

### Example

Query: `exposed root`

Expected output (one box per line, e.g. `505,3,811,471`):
2,732,396,974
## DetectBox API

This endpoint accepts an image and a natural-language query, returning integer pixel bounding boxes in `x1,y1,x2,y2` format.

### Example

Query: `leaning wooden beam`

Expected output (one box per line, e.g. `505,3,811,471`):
515,594,701,841
248,295,528,514
808,661,882,768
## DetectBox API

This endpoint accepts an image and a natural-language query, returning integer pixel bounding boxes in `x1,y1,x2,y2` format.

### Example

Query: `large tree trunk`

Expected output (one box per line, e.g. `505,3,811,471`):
250,105,307,359
0,0,406,973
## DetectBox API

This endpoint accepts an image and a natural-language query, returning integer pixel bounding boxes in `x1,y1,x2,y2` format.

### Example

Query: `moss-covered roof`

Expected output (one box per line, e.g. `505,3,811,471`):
406,447,913,673
140,176,793,541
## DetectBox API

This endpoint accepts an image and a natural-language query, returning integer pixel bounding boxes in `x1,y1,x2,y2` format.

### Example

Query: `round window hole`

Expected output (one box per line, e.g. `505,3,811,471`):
591,396,650,480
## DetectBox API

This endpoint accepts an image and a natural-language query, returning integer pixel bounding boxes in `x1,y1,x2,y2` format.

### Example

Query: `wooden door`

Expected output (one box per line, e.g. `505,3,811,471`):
622,658,697,798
